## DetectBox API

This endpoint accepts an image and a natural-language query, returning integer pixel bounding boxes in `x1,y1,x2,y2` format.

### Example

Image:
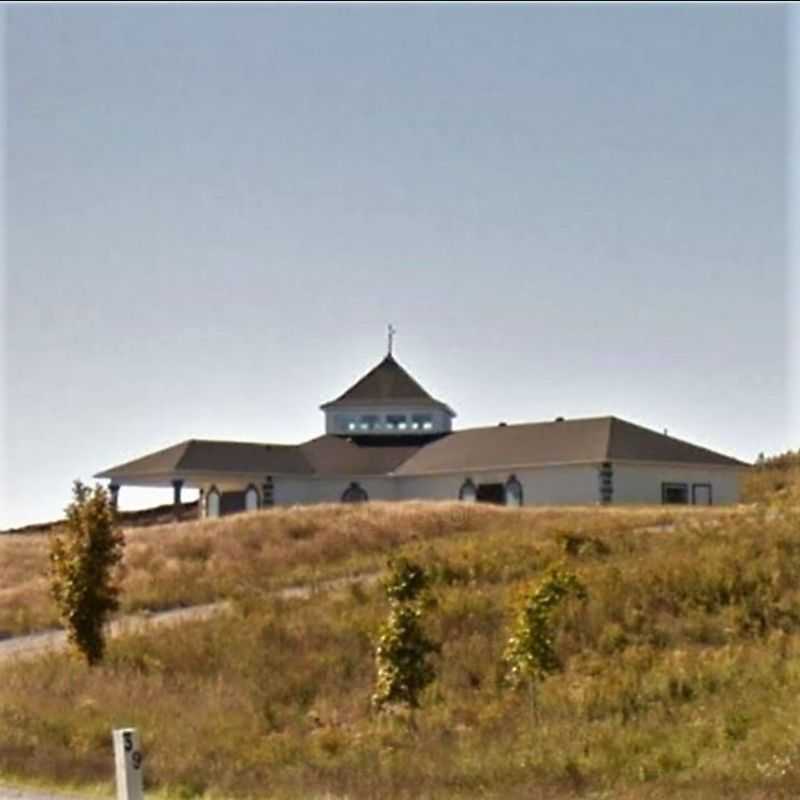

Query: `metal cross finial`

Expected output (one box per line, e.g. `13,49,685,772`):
387,324,396,356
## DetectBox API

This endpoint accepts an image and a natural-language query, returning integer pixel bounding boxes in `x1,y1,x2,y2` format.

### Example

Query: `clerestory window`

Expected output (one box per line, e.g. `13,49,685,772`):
385,414,407,431
411,414,433,431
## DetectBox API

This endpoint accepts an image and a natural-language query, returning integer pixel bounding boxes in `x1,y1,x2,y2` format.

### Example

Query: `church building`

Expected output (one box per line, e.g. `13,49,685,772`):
96,344,746,517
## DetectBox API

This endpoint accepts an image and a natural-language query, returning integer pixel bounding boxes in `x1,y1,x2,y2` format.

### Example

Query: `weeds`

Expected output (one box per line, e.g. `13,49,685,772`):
1,499,800,797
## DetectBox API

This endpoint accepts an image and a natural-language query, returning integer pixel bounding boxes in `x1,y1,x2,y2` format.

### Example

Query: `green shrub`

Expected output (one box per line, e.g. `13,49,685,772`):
48,481,125,665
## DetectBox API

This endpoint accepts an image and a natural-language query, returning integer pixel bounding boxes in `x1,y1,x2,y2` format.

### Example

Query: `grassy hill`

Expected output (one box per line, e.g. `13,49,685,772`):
2,494,800,799
742,449,800,503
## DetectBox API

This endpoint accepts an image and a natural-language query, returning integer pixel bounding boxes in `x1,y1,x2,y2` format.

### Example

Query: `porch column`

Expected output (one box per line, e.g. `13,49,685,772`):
108,483,120,511
172,479,184,520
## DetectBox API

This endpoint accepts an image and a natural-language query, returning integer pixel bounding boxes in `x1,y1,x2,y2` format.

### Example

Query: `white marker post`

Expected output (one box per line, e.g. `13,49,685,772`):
112,728,144,800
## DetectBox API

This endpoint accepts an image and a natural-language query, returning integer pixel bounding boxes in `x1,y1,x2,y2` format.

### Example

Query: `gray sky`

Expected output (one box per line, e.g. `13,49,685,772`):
2,4,796,529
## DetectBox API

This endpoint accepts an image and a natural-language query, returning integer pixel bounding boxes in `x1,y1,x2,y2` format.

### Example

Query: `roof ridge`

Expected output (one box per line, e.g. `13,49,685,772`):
180,437,298,447
450,415,615,435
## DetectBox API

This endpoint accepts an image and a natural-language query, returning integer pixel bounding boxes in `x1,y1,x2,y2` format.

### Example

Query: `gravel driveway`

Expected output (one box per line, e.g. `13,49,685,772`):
0,571,380,662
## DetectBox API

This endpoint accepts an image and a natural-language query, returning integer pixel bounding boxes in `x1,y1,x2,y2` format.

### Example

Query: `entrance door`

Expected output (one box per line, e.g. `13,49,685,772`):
692,484,712,506
476,483,506,505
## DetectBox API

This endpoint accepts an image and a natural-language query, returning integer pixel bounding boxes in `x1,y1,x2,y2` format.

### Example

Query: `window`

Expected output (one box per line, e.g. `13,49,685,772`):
476,483,506,505
459,478,477,503
599,462,613,505
412,414,433,431
386,414,407,431
245,484,260,512
359,414,380,431
206,486,221,518
262,476,274,507
662,483,689,504
505,475,523,507
342,482,368,503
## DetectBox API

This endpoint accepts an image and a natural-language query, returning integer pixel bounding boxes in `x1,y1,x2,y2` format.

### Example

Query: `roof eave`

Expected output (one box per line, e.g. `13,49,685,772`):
320,398,455,415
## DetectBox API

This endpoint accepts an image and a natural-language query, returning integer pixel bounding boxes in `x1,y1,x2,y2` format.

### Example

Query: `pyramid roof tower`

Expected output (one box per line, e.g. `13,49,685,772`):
320,353,454,415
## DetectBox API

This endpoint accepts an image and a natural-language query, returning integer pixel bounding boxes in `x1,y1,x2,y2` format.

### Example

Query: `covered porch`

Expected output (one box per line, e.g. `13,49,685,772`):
94,439,281,521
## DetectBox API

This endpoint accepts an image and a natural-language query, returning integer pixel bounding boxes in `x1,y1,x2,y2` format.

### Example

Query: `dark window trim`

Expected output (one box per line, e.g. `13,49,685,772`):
661,482,689,504
262,475,275,508
459,478,476,501
341,481,368,503
692,483,713,506
505,474,524,506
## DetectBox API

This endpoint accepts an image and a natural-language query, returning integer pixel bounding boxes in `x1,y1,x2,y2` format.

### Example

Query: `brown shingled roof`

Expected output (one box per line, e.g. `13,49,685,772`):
393,417,611,475
320,354,454,414
392,416,746,475
606,417,746,466
300,435,423,476
95,436,425,483
96,417,745,486
95,439,314,482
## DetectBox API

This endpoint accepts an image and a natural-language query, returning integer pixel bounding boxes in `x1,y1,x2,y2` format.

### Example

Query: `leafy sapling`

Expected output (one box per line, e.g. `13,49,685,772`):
504,567,587,713
49,480,125,665
373,558,438,712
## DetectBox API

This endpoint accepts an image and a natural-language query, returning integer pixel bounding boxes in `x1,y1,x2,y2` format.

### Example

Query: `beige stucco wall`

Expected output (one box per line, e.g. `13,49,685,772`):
273,476,398,505
611,462,741,505
195,460,743,516
394,464,600,505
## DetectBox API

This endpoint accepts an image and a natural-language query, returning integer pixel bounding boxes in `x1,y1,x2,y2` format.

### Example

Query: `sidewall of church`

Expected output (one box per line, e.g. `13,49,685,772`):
612,463,741,505
394,464,599,505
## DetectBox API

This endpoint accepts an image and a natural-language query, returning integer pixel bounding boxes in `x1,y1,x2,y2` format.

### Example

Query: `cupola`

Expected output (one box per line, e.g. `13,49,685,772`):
320,341,455,438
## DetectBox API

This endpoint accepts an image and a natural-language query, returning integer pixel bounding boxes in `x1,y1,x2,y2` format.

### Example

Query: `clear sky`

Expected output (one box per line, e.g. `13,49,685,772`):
1,4,796,529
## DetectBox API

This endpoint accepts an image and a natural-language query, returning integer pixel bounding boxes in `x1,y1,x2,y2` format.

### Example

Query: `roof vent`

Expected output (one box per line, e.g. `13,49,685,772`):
498,421,507,427
555,416,565,422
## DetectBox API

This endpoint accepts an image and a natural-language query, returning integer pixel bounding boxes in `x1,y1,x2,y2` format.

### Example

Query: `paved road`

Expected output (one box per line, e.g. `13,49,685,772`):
0,571,380,663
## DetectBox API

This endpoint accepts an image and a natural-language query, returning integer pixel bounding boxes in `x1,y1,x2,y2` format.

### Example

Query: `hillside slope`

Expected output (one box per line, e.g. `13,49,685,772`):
742,449,800,503
1,499,800,799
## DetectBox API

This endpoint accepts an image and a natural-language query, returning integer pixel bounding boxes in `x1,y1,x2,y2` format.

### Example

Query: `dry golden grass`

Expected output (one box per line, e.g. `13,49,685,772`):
0,533,59,636
1,502,731,638
3,499,800,798
742,449,800,504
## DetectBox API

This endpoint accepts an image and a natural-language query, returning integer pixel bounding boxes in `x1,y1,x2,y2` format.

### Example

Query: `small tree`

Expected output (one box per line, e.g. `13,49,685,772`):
372,558,438,712
49,481,125,665
504,567,587,713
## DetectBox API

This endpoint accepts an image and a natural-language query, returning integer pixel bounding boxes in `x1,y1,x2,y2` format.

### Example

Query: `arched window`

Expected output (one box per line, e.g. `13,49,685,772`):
342,482,368,503
206,486,221,518
505,475,523,507
244,484,260,512
459,478,477,503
